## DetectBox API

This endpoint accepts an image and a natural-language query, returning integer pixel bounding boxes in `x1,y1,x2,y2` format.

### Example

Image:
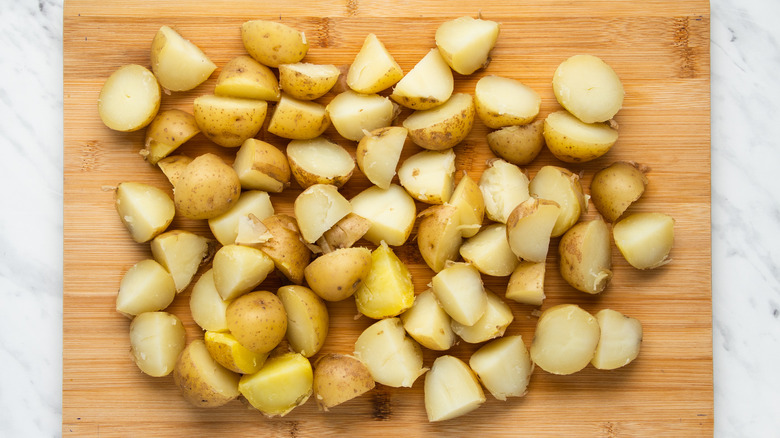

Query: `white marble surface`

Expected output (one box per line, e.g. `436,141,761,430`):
0,0,778,436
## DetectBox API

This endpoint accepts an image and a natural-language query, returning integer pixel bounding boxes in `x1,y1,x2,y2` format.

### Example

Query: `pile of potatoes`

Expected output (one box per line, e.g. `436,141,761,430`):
103,15,676,422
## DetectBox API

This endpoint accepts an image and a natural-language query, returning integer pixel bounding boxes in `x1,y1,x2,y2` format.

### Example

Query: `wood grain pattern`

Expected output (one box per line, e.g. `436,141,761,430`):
63,0,712,436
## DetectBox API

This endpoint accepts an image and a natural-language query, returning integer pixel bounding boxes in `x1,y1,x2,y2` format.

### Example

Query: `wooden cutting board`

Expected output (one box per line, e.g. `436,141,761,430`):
63,1,712,436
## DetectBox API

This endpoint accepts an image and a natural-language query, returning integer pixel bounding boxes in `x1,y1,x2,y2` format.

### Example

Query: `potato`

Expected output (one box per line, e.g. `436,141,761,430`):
543,110,618,163
590,161,649,223
613,212,675,269
505,261,546,306
174,339,240,407
475,75,540,128
559,217,613,294
287,137,355,188
553,54,624,123
142,109,200,165
449,173,485,238
326,90,397,142
478,159,530,224
204,331,268,375
116,259,176,318
150,25,216,92
451,289,513,344
435,16,500,75
208,190,274,246
355,126,407,189
459,223,519,277
98,64,160,132
239,352,313,417
115,182,175,243
530,304,600,375
506,197,561,263
417,204,462,273
214,55,280,101
312,354,375,411
353,317,427,388
403,93,475,151
487,120,545,166
129,312,186,377
150,230,211,293
267,93,330,140
424,355,485,422
316,213,371,253
304,247,372,302
241,20,308,68
252,214,311,284
193,95,267,148
431,262,487,326
398,149,456,204
294,184,352,244
157,155,192,188
469,335,532,401
278,285,329,357
189,269,231,332
226,291,287,354
391,48,453,110
279,62,340,100
212,244,275,301
349,184,416,246
529,165,588,237
175,153,241,220
347,33,403,94
233,138,291,193
400,288,456,351
354,241,415,319
591,309,643,370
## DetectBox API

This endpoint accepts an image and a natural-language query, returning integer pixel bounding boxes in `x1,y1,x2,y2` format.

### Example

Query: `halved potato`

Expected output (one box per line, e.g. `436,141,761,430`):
449,173,485,238
424,355,485,422
215,55,280,101
613,212,675,269
189,269,231,332
591,309,643,370
353,317,427,388
431,262,487,327
459,223,519,277
327,90,397,142
530,304,600,375
242,20,308,67
150,25,216,92
391,48,453,110
469,335,532,401
294,184,352,243
287,137,355,188
150,229,211,293
347,33,403,94
553,54,624,123
356,126,407,189
349,184,416,246
175,153,242,220
451,289,513,344
354,241,415,319
239,352,313,417
435,16,500,75
417,204,462,273
116,259,176,318
130,312,186,377
398,149,456,204
173,339,240,408
403,93,475,151
543,110,618,163
193,95,267,148
157,155,192,188
304,247,372,302
278,285,329,357
142,109,199,165
478,159,530,224
212,244,275,301
487,120,545,166
115,181,174,243
208,190,274,246
279,62,340,100
204,331,269,375
559,217,613,294
529,165,587,237
98,64,160,132
233,139,291,193
506,197,561,263
400,288,455,351
505,261,546,306
475,75,540,128
267,93,330,140
312,354,375,411
590,161,649,223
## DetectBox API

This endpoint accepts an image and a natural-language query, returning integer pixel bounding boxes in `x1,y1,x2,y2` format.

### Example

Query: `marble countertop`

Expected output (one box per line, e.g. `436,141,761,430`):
1,0,778,436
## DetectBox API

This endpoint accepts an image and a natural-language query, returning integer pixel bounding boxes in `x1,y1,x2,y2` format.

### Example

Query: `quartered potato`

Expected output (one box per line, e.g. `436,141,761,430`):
287,137,355,188
391,48,453,110
487,120,545,166
150,25,216,92
98,64,160,132
142,109,200,165
475,75,540,128
327,90,397,142
529,165,588,237
435,16,500,75
239,352,313,417
459,223,519,277
212,244,275,301
543,110,618,163
267,94,330,140
241,20,308,68
590,161,649,223
559,217,613,294
424,355,485,422
129,312,186,378
204,331,269,375
353,317,427,388
233,139,291,193
400,288,456,351
174,339,240,408
193,95,267,148
278,285,329,357
347,33,403,94
157,155,192,188
316,212,371,253
398,149,456,204
469,335,532,401
403,93,475,150
431,262,487,327
417,204,462,273
506,197,561,263
116,259,176,318
450,289,513,344
175,153,242,220
478,159,530,224
189,269,231,332
214,55,280,101
530,304,600,375
355,126,407,189
304,247,372,302
208,190,274,246
553,54,624,123
449,173,485,238
115,181,175,243
279,62,341,100
349,184,416,246
505,261,546,306
253,214,311,284
591,309,643,370
613,212,675,269
312,354,375,411
354,241,415,319
294,184,352,244
150,229,211,293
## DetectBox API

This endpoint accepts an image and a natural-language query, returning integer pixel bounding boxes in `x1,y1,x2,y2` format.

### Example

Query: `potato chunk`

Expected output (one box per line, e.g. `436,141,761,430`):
613,212,675,269
349,184,416,246
449,173,485,238
98,64,160,132
267,94,330,140
475,75,540,128
469,335,532,401
505,261,546,306
174,339,240,408
175,153,242,220
347,33,403,94
150,230,210,293
356,126,407,190
208,190,274,246
451,289,513,344
553,54,624,123
241,20,308,67
353,317,427,388
204,331,268,375
398,149,456,204
279,62,341,100
233,139,291,193
431,262,487,326
294,184,352,244
530,304,600,375
226,291,287,354
591,309,643,370
313,354,375,411
403,93,475,151
304,247,372,302
193,95,267,148
253,214,311,284
400,288,455,351
487,120,545,166
391,48,453,110
559,217,613,294
287,137,355,188
529,165,588,237
506,197,561,263
142,109,200,165
478,159,530,224
327,90,397,142
239,352,313,417
424,355,485,422
316,213,371,253
157,155,192,188
214,55,280,101
417,204,462,272
435,16,500,75
543,110,618,163
116,259,176,318
115,182,174,243
189,269,231,332
354,242,415,319
129,312,186,377
459,223,519,277
278,285,329,357
150,25,216,92
212,244,275,301
590,161,649,223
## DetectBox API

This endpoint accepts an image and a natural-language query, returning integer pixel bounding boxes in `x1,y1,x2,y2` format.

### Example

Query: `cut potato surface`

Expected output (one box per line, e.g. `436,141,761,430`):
506,197,561,263
204,331,268,375
129,311,186,378
431,262,487,326
356,126,407,190
424,355,485,422
233,139,291,193
115,182,175,244
349,184,416,246
475,75,541,128
347,33,403,94
278,285,329,357
116,259,176,318
189,269,231,332
403,93,475,151
174,339,240,408
400,288,456,351
212,244,275,300
529,165,588,237
435,16,500,75
530,304,600,375
327,90,397,142
417,204,463,272
151,25,216,92
543,110,618,163
208,190,274,246
469,335,532,401
98,64,161,132
279,62,340,100
478,159,530,224
391,48,453,110
459,223,519,277
450,289,513,344
613,212,675,269
267,94,331,140
150,229,210,293
591,309,643,370
215,55,280,101
505,261,546,306
142,109,200,165
193,95,267,148
354,242,415,319
239,352,313,417
294,184,352,243
553,54,624,123
559,217,613,294
353,317,427,388
312,354,375,411
449,173,485,238
287,137,355,189
398,149,456,204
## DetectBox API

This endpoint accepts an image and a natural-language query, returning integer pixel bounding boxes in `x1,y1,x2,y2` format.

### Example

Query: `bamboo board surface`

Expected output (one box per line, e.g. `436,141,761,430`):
63,1,712,436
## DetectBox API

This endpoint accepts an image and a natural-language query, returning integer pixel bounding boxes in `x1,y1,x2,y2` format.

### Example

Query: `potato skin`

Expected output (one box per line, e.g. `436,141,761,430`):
559,217,613,294
304,247,372,301
278,285,329,357
226,291,288,354
313,354,375,411
255,214,311,284
174,153,242,220
590,161,649,223
487,120,545,166
241,20,308,67
173,339,240,408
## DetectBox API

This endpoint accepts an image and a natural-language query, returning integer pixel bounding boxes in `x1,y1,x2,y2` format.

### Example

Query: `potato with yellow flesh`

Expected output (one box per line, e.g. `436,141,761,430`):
316,213,371,253
559,217,613,294
174,339,240,408
487,120,545,166
353,317,427,388
241,20,308,68
239,352,312,417
349,184,416,246
189,269,231,332
475,75,540,128
506,197,561,263
267,94,330,140
233,139,291,193
98,64,160,132
591,309,643,370
253,214,311,284
459,224,519,277
356,126,407,189
478,159,530,224
278,285,329,357
400,288,455,351
529,165,588,237
204,331,268,374
451,289,513,344
142,109,199,165
530,304,600,375
431,262,487,326
116,260,175,318
279,62,340,100
543,110,618,163
193,95,267,148
294,184,352,244
469,335,532,401
590,161,649,223
175,153,241,220
130,311,185,377
212,244,275,301
435,16,500,75
287,137,355,188
226,291,287,354
347,33,403,94
424,355,485,422
417,204,462,273
613,212,675,269
313,354,375,411
354,242,414,319
304,247,372,302
327,90,398,142
553,54,624,123
403,93,475,151
208,190,274,246
505,261,546,306
214,55,280,101
391,49,453,110
150,230,211,293
157,155,192,188
398,149,456,204
150,25,215,92
115,182,174,243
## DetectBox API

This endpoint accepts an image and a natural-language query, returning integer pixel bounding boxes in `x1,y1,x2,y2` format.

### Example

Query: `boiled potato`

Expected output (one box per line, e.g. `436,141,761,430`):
403,93,475,151
294,184,352,244
98,64,160,132
241,20,308,67
214,55,280,101
435,16,500,75
312,354,375,411
475,75,540,128
235,213,273,246
115,182,175,243
316,212,371,253
424,355,485,422
116,259,176,318
400,288,456,351
142,109,199,165
559,217,613,294
353,317,427,388
129,311,185,377
591,309,643,370
175,153,241,220
449,173,485,238
189,269,231,332
506,197,561,263
530,304,600,375
279,62,340,100
248,214,310,284
304,247,372,302
240,352,313,417
327,90,397,142
233,138,291,193
208,190,274,246
543,110,618,163
204,331,268,375
391,48,453,110
529,165,588,237
267,93,330,140
553,54,624,123
349,184,416,246
355,126,407,189
431,262,487,326
417,204,462,272
613,212,675,269
226,291,287,354
590,161,649,223
193,95,267,148
212,244,275,301
505,261,546,306
487,120,545,166
469,335,532,401
278,285,329,357
398,149,456,204
157,155,192,188
459,223,519,277
451,289,513,344
478,159,530,223
174,339,240,407
354,241,415,319
287,137,355,188
347,33,403,94
150,25,216,92
150,230,211,293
